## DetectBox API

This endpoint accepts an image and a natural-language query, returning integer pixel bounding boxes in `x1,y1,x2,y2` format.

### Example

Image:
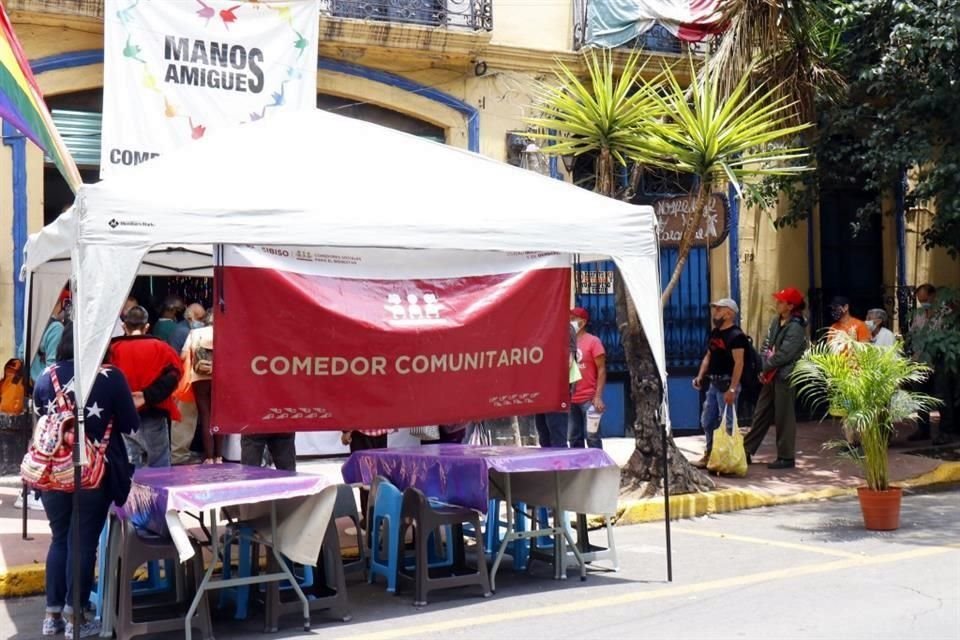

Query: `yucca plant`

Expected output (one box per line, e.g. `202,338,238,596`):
790,332,938,491
529,50,813,306
527,48,664,198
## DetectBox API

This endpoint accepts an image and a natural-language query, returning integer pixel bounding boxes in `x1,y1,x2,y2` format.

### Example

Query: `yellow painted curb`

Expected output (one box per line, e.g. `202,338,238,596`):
616,460,960,526
0,563,44,599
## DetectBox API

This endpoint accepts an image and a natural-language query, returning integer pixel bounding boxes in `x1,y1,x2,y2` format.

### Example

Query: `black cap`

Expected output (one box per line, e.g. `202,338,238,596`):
829,296,850,308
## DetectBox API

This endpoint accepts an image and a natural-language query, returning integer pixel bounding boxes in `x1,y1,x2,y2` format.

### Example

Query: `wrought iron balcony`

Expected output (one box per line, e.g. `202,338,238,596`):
319,0,491,30
572,0,700,54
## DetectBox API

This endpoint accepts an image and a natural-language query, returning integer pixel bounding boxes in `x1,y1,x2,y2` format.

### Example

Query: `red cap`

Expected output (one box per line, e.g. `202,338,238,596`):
58,288,72,303
571,307,590,322
773,287,804,306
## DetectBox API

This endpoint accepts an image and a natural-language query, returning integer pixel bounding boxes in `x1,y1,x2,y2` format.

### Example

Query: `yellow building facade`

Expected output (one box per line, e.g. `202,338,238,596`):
1,0,956,419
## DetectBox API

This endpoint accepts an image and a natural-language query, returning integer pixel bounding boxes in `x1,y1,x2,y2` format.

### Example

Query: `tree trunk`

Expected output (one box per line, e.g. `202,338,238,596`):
595,148,615,198
660,178,712,306
614,271,714,496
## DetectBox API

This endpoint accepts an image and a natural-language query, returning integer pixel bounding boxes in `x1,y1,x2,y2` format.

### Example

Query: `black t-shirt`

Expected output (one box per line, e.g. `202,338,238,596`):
707,326,749,377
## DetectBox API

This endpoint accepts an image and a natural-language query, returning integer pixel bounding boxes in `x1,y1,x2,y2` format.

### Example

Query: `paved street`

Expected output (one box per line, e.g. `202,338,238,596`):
3,487,959,640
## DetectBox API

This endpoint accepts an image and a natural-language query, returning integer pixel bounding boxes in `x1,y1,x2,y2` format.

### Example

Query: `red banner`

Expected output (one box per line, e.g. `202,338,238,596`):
212,246,571,434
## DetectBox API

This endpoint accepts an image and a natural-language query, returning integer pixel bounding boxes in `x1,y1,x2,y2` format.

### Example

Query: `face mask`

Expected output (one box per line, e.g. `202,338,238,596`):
830,307,843,321
918,302,931,309
712,317,724,328
571,321,581,332
190,320,205,329
865,320,877,331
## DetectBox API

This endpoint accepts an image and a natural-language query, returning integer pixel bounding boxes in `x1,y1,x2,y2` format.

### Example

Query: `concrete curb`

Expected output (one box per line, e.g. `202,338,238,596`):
0,563,44,599
616,460,960,526
3,461,960,599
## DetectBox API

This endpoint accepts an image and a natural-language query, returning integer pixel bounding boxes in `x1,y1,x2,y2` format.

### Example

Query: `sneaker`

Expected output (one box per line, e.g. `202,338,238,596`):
692,453,710,469
63,619,101,639
42,617,65,636
767,458,795,470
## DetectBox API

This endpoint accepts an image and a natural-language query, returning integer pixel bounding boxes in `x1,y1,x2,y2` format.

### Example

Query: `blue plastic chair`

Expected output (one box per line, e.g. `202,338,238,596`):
483,499,530,570
218,523,315,620
368,479,403,593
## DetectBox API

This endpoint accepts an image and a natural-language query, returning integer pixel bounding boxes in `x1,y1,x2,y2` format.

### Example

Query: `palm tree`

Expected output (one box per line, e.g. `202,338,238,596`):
791,332,937,491
712,0,847,124
528,49,811,493
528,49,712,494
630,56,813,304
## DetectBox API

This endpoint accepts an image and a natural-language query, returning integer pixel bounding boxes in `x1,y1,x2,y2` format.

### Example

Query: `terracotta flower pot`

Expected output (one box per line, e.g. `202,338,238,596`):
857,486,902,531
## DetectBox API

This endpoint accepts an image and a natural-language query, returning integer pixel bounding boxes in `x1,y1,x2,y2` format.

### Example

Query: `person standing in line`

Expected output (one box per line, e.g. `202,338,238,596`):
536,320,578,448
569,307,606,449
35,323,139,638
111,295,139,339
907,284,938,442
828,295,871,342
865,308,896,347
692,298,747,468
152,295,185,347
184,311,225,464
743,287,809,470
107,306,183,468
170,304,207,465
31,288,70,383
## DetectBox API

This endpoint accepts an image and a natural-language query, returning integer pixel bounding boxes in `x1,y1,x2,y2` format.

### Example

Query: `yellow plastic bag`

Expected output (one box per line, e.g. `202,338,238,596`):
707,411,747,477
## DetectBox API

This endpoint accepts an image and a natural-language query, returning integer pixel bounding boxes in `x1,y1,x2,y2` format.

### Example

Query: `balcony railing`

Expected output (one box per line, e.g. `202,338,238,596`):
7,0,492,31
572,0,702,54
323,0,492,30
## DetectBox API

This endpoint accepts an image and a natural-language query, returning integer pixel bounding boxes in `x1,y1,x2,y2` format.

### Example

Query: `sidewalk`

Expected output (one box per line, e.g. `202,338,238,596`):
618,420,960,524
1,423,958,597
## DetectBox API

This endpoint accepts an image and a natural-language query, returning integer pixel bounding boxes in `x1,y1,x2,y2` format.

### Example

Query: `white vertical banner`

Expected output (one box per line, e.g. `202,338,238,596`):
101,0,319,178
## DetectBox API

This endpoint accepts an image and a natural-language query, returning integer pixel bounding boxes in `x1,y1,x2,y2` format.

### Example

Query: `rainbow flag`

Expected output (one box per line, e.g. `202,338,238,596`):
0,5,81,192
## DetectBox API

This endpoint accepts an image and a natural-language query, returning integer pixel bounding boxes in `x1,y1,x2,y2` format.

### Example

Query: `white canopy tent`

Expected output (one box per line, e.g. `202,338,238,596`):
23,108,667,415
22,213,212,363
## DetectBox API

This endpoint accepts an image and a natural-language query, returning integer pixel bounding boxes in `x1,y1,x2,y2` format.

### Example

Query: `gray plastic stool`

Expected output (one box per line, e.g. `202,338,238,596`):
398,487,491,607
113,519,213,640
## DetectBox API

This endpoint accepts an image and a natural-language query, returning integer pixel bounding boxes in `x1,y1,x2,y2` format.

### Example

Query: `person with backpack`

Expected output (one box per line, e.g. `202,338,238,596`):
692,298,748,468
30,322,139,638
743,287,810,470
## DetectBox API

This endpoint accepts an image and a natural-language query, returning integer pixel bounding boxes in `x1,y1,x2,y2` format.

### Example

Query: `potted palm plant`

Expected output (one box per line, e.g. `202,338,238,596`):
791,331,937,530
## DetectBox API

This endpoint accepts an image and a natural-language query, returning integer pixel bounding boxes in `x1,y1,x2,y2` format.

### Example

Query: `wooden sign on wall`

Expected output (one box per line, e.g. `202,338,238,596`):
653,193,729,249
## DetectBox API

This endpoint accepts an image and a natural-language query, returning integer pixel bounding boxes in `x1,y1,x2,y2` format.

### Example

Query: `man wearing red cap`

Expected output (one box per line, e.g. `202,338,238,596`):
570,307,606,449
743,287,809,470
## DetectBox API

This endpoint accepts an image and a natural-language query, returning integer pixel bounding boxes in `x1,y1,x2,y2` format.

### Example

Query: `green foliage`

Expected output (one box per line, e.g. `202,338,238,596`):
529,50,812,196
908,288,960,375
791,332,938,490
757,0,960,254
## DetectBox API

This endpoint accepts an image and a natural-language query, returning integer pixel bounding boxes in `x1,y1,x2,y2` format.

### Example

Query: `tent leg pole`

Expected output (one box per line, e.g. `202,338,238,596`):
71,453,81,639
21,482,30,540
22,273,34,541
661,418,672,583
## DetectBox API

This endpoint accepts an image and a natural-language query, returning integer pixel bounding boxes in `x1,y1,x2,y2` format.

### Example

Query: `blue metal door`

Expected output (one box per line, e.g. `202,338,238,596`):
660,247,710,431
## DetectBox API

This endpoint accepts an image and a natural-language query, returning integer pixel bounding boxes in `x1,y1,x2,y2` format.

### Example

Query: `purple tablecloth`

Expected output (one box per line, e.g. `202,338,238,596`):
341,444,616,513
118,463,337,535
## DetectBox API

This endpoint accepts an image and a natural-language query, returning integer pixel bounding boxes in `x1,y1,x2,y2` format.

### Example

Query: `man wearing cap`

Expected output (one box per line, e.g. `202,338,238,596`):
743,287,809,469
692,298,747,468
829,296,871,343
569,307,606,449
